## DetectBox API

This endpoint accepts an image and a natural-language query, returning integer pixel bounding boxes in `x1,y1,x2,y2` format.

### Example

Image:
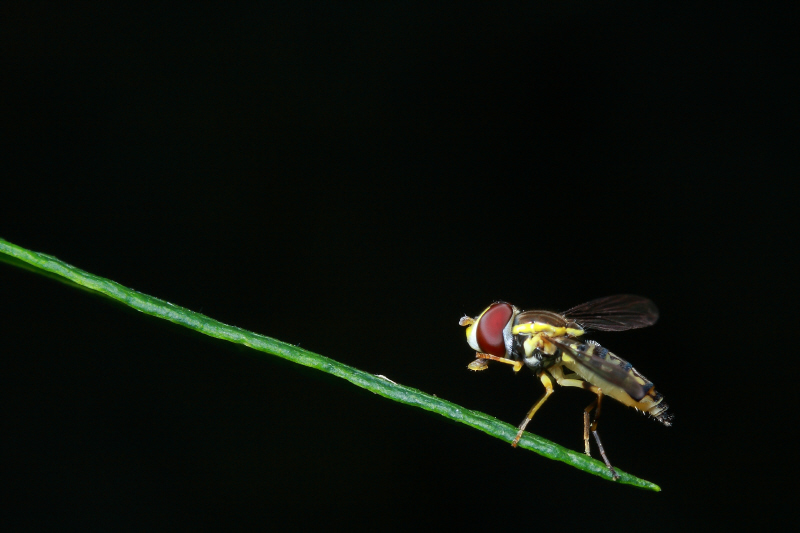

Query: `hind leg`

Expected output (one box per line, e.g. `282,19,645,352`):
549,369,620,480
582,391,618,480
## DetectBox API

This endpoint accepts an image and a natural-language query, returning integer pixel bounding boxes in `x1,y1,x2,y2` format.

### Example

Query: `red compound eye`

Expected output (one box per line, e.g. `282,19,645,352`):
475,302,513,357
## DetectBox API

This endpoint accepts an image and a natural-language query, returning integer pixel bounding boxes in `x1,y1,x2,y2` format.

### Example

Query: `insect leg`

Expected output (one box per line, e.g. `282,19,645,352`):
511,371,554,447
591,425,619,480
549,378,599,455
548,374,620,480
469,352,523,372
590,390,604,433
583,399,597,455
585,391,619,479
581,390,608,455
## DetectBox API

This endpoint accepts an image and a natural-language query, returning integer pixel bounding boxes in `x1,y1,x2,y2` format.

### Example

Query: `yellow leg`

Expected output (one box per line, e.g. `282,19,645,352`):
471,352,523,372
511,372,554,447
583,399,597,455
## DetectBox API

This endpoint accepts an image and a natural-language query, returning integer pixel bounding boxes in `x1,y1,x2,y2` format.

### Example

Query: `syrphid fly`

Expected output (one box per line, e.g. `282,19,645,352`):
459,295,672,479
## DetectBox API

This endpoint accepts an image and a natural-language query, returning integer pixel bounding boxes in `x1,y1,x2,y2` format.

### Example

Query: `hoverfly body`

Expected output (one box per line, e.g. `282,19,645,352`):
459,295,672,479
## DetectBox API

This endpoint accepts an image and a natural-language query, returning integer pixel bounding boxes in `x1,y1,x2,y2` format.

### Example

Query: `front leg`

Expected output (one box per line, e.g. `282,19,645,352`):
468,352,523,372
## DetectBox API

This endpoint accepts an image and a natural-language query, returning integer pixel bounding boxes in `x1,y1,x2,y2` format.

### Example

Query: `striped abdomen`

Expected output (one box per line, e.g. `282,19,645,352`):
555,339,673,426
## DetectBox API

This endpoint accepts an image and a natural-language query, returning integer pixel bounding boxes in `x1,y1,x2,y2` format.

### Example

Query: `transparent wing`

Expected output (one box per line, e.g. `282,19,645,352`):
561,294,658,332
548,337,653,402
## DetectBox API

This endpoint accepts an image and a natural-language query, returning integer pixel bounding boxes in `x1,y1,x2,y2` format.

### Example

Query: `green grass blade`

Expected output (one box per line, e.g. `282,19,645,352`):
0,237,660,491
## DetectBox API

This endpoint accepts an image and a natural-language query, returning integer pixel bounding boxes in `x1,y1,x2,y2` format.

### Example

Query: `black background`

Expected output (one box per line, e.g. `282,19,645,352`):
2,3,796,530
